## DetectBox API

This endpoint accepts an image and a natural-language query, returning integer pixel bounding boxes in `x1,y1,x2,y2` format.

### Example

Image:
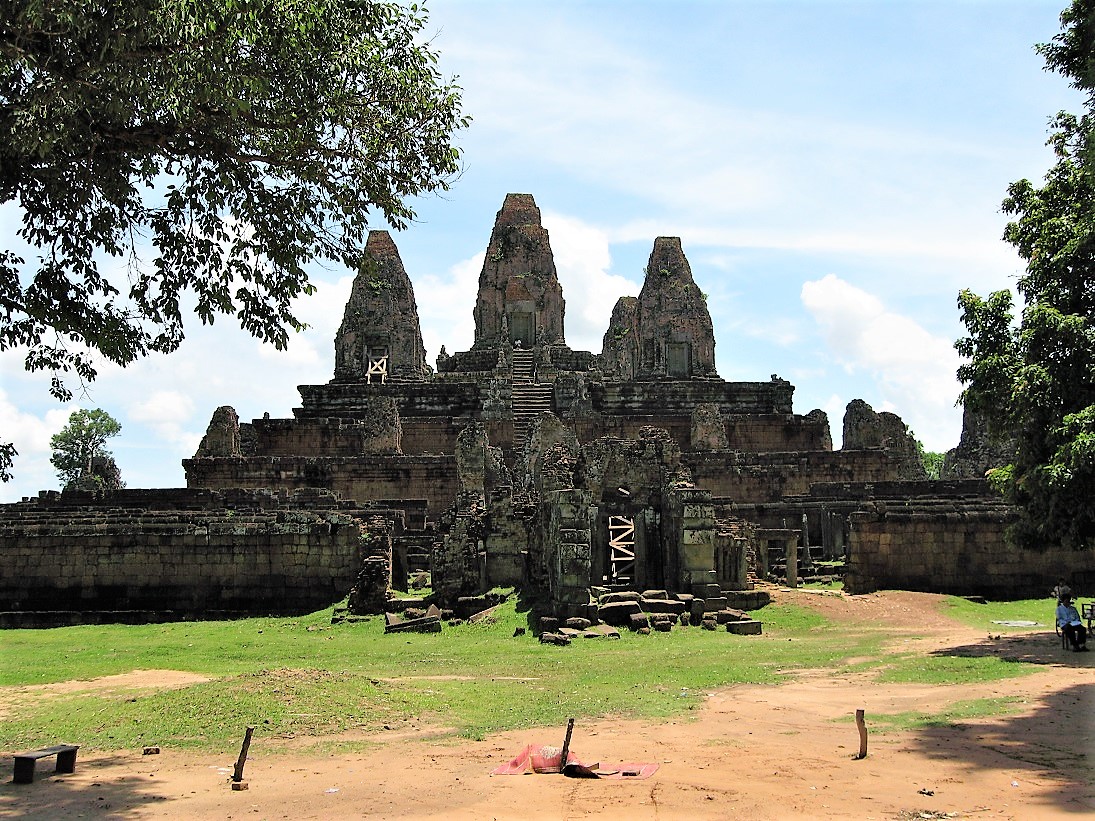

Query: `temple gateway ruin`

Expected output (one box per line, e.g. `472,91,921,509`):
2,194,1087,627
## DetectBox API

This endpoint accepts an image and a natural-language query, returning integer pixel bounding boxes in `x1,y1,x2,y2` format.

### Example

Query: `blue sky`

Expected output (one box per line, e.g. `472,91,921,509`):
0,0,1081,501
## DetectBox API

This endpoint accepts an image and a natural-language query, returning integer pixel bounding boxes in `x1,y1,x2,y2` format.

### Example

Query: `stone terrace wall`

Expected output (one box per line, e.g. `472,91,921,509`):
296,382,483,420
587,379,794,416
0,489,395,618
843,499,1089,599
184,454,459,520
571,413,830,456
689,450,896,504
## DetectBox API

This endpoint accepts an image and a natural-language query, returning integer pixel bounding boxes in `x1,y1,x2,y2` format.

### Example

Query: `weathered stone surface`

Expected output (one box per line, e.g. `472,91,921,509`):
690,403,728,451
803,409,833,451
600,296,640,380
456,422,490,494
334,230,428,382
472,193,565,349
842,399,926,480
725,619,763,635
640,598,687,616
634,237,717,380
525,412,580,491
0,488,388,617
598,600,641,625
194,406,242,458
941,403,1016,479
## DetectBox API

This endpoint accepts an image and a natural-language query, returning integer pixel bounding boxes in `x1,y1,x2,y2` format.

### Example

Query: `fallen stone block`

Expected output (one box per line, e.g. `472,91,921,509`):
640,598,687,616
584,624,621,639
539,632,571,646
725,620,763,635
600,591,641,605
599,600,641,625
565,617,592,630
384,614,441,634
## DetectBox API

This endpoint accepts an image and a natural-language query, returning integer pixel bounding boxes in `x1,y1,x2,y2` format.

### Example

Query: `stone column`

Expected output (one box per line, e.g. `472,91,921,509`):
785,536,799,588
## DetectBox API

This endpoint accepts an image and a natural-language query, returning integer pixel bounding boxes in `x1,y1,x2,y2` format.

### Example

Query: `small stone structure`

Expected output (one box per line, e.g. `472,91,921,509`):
1,192,1055,626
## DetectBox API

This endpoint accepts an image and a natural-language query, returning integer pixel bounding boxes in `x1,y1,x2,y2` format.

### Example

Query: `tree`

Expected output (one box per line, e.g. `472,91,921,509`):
955,0,1095,550
0,0,467,479
50,408,123,490
916,441,945,481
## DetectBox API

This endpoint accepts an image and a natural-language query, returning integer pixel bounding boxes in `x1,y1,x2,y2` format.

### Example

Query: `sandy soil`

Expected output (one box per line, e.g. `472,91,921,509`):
2,589,1092,820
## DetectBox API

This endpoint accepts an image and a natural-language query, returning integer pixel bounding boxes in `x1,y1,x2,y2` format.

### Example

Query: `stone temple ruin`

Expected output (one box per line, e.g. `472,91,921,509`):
2,193,1087,627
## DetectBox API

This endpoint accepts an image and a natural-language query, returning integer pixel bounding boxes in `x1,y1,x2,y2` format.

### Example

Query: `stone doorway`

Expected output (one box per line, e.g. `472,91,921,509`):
510,311,534,347
667,342,691,378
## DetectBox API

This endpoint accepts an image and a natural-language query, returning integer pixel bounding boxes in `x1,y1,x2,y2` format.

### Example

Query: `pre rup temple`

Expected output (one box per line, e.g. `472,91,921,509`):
1,194,1088,626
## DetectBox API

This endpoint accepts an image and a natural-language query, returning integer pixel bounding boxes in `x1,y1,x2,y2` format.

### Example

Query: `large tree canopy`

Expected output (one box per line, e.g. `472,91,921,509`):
956,0,1095,550
50,407,123,490
0,0,467,478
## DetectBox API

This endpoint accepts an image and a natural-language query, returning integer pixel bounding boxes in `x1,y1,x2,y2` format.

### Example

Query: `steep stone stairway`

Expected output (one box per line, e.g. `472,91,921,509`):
510,349,553,449
511,348,534,382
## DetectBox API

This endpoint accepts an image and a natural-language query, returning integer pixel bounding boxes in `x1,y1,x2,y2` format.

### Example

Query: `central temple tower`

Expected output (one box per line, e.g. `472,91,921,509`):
472,193,566,348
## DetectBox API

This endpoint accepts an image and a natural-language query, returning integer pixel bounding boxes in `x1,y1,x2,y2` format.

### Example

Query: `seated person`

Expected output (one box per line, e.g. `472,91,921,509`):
1056,590,1088,651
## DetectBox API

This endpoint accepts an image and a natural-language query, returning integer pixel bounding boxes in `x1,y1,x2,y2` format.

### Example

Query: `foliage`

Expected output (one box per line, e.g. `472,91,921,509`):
49,408,123,490
955,0,1095,549
915,440,946,480
0,442,15,482
0,0,467,476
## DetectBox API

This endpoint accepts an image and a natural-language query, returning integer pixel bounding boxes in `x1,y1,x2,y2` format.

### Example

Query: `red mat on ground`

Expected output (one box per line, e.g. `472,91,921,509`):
491,744,659,779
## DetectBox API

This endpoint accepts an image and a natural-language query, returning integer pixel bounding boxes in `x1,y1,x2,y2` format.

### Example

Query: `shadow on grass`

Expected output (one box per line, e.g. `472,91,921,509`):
0,752,183,820
905,682,1094,814
928,629,1095,668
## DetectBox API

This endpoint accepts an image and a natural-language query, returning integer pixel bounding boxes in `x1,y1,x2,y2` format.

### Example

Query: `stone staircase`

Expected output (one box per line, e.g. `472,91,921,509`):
511,348,534,382
767,542,844,585
510,349,553,449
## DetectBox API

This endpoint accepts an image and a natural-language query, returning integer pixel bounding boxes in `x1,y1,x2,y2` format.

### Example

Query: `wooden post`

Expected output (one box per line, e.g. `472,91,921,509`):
559,718,575,772
854,709,867,759
232,726,255,786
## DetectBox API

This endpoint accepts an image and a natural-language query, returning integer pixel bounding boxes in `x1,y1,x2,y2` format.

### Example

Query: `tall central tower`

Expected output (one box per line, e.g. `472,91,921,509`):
472,193,566,348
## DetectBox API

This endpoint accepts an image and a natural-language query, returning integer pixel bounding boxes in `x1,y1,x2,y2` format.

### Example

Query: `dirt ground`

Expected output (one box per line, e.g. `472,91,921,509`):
2,589,1092,820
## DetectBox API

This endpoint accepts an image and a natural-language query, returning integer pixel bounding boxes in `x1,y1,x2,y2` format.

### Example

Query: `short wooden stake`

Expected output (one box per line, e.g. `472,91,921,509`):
233,726,255,783
854,709,867,759
559,717,575,772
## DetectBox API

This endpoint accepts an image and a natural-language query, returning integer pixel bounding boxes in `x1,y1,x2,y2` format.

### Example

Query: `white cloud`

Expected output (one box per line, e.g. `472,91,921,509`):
415,251,480,367
0,390,80,499
127,390,201,455
542,211,640,352
801,274,962,450
129,390,195,426
255,273,354,367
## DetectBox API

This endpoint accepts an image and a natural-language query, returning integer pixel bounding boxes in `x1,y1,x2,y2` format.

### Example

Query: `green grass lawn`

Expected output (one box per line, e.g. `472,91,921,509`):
938,595,1057,631
0,595,1048,754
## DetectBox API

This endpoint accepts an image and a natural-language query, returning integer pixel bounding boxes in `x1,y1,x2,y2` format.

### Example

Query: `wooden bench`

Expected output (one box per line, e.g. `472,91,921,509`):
13,744,79,784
